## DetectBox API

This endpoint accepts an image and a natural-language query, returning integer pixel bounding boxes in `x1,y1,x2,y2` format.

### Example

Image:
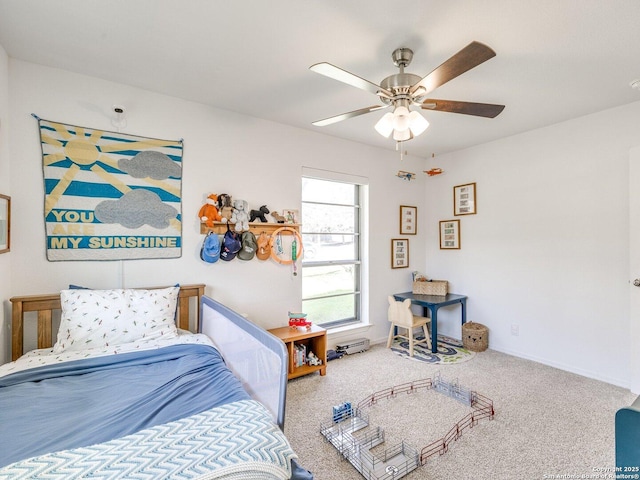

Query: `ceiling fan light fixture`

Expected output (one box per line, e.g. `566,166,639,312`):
374,112,394,137
392,105,410,132
408,110,429,136
393,128,412,142
376,106,428,141
310,41,504,144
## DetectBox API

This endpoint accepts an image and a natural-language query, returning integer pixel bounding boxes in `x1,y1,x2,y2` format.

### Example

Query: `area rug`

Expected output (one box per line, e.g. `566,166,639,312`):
390,335,475,364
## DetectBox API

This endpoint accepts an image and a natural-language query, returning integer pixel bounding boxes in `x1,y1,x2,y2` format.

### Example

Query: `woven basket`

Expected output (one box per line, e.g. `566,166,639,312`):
462,322,488,352
412,280,448,296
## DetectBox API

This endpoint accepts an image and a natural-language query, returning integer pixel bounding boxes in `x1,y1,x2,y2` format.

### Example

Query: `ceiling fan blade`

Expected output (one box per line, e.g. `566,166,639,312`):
411,41,497,96
422,99,505,118
312,105,388,127
310,62,393,98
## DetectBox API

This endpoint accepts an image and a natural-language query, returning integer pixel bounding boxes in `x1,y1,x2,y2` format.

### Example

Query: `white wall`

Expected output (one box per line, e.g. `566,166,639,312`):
0,45,11,362
1,59,427,363
423,101,640,388
4,58,640,390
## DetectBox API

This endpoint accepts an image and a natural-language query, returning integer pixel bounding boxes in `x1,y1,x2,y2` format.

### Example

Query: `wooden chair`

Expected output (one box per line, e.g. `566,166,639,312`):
386,296,431,356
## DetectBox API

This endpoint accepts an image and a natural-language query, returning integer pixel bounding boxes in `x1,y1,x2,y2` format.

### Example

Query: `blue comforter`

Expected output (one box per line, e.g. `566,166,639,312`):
0,344,250,468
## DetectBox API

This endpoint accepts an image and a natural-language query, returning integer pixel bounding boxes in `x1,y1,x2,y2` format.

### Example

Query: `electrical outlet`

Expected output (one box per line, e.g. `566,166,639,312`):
511,324,519,336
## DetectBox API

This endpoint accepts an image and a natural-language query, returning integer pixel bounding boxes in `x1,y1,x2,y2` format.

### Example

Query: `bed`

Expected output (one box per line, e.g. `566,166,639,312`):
1,284,311,479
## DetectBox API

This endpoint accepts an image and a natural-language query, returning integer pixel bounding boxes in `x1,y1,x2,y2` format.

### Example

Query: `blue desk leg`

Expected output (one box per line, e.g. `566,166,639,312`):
429,306,438,353
460,299,467,325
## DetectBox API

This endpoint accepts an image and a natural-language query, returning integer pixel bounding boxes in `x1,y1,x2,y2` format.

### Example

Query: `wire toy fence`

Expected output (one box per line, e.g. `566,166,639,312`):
320,374,495,479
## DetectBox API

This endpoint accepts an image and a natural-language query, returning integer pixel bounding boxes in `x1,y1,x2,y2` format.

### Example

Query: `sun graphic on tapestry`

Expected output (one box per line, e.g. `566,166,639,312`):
37,118,183,261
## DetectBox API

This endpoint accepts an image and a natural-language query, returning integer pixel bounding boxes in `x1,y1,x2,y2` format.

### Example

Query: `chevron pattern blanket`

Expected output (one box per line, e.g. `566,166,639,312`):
0,400,296,480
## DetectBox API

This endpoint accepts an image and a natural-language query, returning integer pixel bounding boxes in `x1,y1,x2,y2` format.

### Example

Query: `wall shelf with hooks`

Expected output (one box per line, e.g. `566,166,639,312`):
200,222,301,236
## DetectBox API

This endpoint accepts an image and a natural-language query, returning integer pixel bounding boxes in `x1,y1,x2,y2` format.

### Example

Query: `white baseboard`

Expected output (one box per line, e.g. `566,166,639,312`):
369,334,630,391
490,344,630,390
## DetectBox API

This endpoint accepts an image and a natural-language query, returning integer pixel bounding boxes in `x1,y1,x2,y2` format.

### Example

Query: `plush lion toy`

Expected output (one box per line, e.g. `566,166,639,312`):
218,193,234,223
199,193,222,227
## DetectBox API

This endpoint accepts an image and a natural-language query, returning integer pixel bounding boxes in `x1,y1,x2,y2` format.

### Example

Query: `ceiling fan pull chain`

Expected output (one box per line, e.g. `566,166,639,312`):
396,141,407,161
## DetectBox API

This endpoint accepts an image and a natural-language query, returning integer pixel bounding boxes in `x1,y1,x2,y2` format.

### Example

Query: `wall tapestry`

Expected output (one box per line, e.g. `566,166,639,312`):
36,117,183,261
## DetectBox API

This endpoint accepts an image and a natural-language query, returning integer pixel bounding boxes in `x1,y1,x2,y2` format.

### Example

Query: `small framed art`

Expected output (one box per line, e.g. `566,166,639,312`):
399,205,417,235
454,182,476,215
439,220,460,250
282,209,299,224
391,238,409,268
0,194,10,254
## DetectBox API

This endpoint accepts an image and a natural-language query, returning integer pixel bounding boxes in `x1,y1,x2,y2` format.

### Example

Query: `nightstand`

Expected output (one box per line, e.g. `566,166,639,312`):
268,324,327,380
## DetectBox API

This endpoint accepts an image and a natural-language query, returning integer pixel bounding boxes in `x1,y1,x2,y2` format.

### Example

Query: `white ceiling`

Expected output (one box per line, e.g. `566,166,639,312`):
1,0,640,159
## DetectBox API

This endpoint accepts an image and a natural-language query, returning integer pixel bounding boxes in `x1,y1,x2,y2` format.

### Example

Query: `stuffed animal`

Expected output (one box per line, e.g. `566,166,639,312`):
218,193,234,223
230,199,250,232
271,211,286,223
249,205,270,222
198,193,221,227
307,351,322,366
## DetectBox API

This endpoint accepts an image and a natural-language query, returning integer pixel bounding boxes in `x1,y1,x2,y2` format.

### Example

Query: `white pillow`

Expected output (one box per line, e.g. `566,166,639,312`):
53,286,179,353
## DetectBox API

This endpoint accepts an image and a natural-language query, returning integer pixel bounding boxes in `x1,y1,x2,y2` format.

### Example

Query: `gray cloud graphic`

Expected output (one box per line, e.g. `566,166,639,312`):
118,151,181,180
95,189,178,229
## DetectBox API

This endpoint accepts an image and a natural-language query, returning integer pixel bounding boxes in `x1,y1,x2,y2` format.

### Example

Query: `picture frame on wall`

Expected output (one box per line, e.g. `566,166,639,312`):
391,238,409,268
454,182,476,215
282,209,299,224
399,205,417,235
439,219,460,250
0,194,10,254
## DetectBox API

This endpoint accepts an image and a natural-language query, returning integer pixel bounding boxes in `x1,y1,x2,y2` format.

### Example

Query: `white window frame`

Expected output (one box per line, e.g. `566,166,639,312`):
301,167,368,329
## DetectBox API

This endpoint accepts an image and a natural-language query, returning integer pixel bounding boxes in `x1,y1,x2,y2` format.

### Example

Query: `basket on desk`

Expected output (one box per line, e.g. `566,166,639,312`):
412,280,448,296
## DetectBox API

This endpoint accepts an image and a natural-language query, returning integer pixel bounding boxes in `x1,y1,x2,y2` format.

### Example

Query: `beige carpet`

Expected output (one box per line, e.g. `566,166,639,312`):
284,344,636,480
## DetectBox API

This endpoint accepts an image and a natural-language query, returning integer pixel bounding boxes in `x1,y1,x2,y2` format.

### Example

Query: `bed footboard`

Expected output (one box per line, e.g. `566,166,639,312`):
200,295,288,430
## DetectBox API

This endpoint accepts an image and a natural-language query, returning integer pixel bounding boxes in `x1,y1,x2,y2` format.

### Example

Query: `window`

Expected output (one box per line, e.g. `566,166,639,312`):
301,175,365,328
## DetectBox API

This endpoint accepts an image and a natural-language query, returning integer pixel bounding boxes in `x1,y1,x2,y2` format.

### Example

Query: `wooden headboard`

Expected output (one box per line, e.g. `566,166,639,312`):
9,284,205,361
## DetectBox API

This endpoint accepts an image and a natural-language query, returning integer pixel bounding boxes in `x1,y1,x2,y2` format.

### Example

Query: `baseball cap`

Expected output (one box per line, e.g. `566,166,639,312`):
256,232,271,260
220,227,241,261
238,231,258,261
200,232,220,263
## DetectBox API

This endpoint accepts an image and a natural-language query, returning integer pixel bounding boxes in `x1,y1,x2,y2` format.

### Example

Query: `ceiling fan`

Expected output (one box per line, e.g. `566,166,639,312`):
310,41,505,142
